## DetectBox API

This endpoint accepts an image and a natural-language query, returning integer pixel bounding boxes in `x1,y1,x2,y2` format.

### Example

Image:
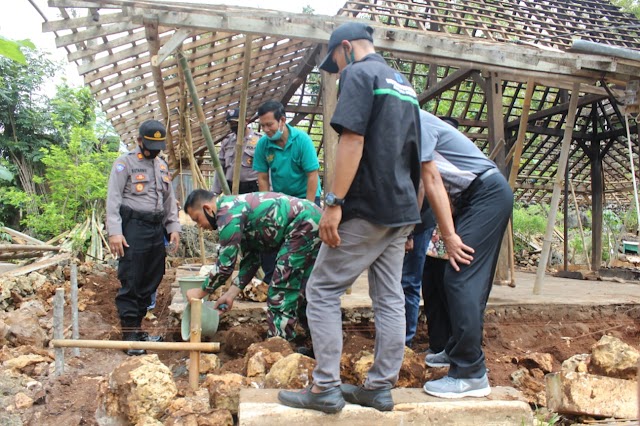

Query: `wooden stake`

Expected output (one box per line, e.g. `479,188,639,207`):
570,179,591,270
189,299,203,391
231,34,253,195
70,264,80,357
51,339,219,352
54,288,65,375
534,83,581,294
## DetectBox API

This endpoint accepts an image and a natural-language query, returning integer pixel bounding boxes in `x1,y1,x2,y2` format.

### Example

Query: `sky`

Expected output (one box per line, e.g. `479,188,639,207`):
0,0,345,88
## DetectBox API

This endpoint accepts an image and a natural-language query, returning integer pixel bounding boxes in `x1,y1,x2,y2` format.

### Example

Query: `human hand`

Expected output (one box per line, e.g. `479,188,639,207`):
108,235,129,258
186,287,208,302
214,286,241,312
442,233,474,272
319,206,342,248
405,238,414,252
168,232,180,254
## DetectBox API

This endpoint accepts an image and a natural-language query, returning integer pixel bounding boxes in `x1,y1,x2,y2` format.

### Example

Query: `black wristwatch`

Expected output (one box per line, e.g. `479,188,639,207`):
324,192,345,207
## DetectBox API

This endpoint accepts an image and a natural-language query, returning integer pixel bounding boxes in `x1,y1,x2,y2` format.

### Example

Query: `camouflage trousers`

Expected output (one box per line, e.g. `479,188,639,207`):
266,214,321,341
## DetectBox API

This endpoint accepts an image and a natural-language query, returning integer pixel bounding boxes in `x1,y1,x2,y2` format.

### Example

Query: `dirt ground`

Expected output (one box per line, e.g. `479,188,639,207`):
15,264,640,425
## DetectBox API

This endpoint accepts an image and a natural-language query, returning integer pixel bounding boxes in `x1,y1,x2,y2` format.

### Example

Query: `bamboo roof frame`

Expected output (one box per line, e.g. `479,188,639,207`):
38,0,640,206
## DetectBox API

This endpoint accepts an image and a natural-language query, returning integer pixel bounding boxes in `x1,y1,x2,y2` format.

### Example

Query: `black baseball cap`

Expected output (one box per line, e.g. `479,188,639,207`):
138,120,166,150
319,22,374,73
226,108,240,122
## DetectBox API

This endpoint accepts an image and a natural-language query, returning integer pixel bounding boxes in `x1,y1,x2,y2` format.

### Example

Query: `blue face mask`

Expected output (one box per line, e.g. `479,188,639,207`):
268,122,284,142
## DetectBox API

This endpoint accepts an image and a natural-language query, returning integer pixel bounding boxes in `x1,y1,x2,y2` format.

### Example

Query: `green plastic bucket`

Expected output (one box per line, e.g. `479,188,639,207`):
181,301,220,341
178,275,206,299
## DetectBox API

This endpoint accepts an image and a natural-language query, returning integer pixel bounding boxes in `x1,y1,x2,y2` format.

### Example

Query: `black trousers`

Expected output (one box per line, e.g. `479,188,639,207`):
116,217,166,323
421,256,450,353
227,180,258,194
442,172,513,379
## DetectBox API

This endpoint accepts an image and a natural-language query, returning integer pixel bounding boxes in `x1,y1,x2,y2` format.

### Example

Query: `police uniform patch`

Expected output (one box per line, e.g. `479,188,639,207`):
135,174,145,181
247,158,253,165
266,154,275,163
160,164,167,171
162,175,171,183
136,183,145,192
116,163,125,173
137,153,144,160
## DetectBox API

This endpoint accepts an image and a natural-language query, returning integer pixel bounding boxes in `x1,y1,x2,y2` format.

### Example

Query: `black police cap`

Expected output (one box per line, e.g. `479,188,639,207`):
138,120,166,150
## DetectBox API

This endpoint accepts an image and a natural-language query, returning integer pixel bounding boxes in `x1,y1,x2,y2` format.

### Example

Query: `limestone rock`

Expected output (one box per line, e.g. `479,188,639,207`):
264,353,315,389
519,352,553,373
352,351,374,385
96,354,177,425
167,389,211,417
199,354,221,374
135,416,163,426
0,303,47,348
589,335,639,380
194,410,233,426
241,278,268,302
204,373,249,415
3,354,50,373
561,354,590,373
14,392,33,409
546,371,638,419
245,337,293,378
397,347,428,387
510,368,545,406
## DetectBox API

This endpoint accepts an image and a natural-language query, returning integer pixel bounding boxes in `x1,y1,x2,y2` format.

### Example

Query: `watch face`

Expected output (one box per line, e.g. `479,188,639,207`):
326,193,335,205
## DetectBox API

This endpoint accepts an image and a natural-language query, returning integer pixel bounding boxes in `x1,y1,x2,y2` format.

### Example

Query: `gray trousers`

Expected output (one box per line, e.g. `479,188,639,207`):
306,218,412,390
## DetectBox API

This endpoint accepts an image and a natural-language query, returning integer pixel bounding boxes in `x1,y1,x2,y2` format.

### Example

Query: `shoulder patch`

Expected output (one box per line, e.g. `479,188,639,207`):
162,175,171,183
160,164,167,171
116,163,126,173
137,153,144,160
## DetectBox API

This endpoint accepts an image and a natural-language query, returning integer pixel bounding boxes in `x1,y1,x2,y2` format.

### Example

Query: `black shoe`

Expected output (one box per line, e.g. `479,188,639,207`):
122,331,146,356
278,385,345,413
340,384,394,411
296,346,315,359
139,331,163,342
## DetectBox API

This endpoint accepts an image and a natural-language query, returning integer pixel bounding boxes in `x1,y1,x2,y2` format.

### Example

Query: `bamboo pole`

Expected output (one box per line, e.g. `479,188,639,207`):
51,339,219,352
70,264,80,357
54,288,64,375
231,35,253,195
570,179,591,270
189,299,203,391
177,51,230,196
533,83,581,294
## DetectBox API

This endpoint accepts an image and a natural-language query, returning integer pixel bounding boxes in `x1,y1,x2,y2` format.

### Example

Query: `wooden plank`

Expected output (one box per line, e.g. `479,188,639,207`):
505,94,606,130
43,11,131,32
320,45,339,194
55,21,139,48
2,253,72,277
153,28,195,66
508,78,536,187
417,68,473,104
0,244,61,252
232,35,253,195
0,227,46,245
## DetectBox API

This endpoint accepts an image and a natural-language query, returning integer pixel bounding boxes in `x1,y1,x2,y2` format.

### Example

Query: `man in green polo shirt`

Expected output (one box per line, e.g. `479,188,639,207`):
253,100,322,204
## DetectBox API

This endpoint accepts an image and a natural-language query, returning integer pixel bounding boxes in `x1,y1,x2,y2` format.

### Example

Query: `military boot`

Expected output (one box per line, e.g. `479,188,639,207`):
121,318,146,356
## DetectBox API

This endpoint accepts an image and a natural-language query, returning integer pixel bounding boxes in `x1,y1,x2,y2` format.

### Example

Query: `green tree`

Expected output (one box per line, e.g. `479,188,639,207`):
610,0,640,18
0,36,35,65
0,47,57,215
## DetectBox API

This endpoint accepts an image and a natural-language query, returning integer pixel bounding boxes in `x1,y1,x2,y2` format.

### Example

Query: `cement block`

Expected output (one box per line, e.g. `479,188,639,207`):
546,372,639,419
238,388,533,426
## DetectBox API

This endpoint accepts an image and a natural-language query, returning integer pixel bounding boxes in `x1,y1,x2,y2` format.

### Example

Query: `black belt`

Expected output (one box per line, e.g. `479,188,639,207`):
120,205,163,224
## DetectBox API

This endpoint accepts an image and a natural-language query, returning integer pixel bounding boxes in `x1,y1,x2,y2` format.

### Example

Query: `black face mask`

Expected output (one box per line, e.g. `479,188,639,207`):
203,208,217,230
142,149,160,159
229,124,238,134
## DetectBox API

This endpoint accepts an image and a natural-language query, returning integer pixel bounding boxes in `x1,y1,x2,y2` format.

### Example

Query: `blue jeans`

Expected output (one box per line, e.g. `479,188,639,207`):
401,227,431,346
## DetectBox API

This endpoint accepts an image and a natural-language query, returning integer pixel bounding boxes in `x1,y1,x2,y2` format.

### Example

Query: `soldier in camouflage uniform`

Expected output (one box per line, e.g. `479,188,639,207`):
184,189,321,340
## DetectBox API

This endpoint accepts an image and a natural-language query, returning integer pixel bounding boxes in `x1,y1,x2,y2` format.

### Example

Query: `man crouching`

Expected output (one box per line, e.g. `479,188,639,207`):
184,189,322,341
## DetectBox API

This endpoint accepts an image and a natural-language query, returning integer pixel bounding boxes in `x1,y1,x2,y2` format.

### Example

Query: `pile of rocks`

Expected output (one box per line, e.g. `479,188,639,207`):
509,335,639,419
94,335,429,425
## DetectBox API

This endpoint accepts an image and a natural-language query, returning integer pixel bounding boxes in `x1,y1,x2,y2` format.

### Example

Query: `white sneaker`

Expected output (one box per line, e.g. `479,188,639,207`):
423,374,491,398
425,349,450,368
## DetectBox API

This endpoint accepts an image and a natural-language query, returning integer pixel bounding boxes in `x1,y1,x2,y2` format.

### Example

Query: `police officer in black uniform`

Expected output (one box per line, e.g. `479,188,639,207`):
106,120,181,355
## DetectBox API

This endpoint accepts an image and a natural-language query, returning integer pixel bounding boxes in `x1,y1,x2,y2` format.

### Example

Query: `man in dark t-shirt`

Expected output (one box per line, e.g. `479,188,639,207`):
279,22,421,414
